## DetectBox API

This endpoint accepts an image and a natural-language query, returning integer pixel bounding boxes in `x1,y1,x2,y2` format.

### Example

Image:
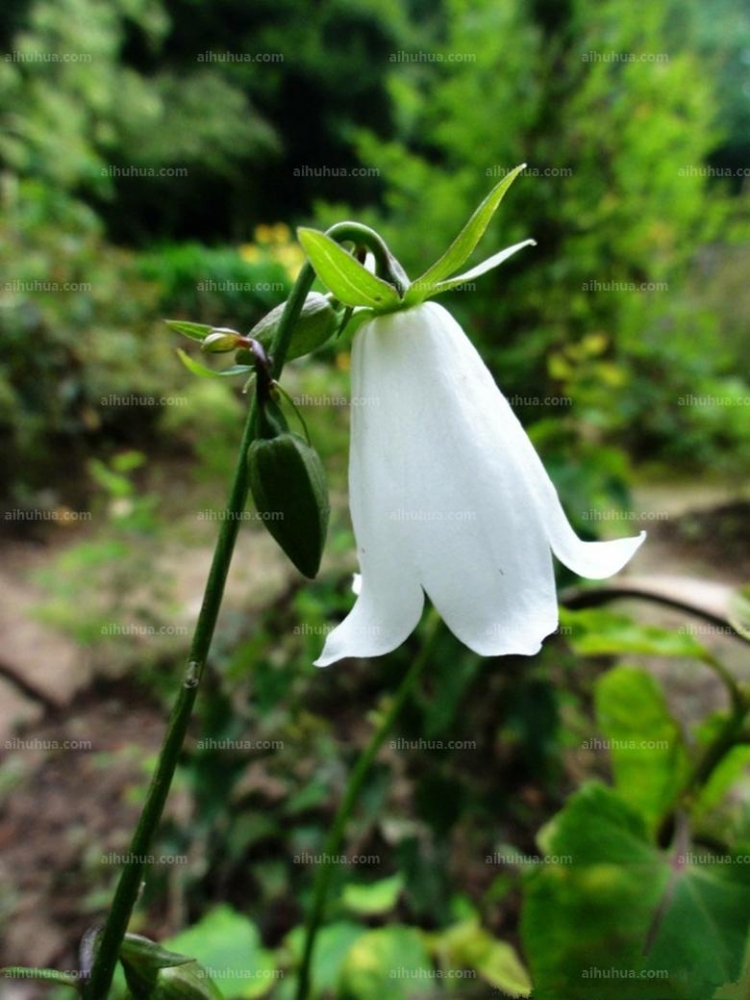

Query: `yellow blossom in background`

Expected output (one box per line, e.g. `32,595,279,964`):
238,223,306,280
239,244,261,263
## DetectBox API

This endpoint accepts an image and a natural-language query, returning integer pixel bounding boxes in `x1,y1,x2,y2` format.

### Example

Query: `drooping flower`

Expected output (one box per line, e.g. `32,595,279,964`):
314,301,645,666
291,166,645,664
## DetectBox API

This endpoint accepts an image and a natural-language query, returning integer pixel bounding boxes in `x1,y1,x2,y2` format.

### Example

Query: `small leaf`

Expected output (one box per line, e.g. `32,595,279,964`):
121,934,195,970
561,608,712,661
176,349,253,379
433,920,532,997
728,585,750,641
693,744,750,821
427,239,536,296
165,319,215,342
593,666,689,835
342,874,404,915
283,921,366,996
339,927,434,1000
297,229,401,309
165,906,277,1000
407,163,528,301
1,967,78,986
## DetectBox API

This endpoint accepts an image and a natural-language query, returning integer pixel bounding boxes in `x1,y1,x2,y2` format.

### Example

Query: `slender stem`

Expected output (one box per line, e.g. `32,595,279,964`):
85,402,259,1000
269,263,316,380
84,222,403,1000
295,611,442,1000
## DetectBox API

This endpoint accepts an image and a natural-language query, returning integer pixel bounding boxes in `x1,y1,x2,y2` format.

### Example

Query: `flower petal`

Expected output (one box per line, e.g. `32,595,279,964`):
411,303,646,580
352,303,560,656
318,300,644,665
314,325,424,666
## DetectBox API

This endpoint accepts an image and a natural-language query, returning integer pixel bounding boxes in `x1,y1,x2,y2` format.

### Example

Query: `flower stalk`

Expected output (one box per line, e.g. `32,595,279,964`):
84,222,404,1000
295,610,442,1000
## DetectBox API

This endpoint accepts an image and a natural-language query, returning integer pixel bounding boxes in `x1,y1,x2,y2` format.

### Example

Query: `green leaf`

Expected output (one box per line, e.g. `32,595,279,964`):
176,349,253,379
432,919,532,997
594,666,689,835
283,921,366,997
406,163,528,303
562,608,712,660
646,861,750,996
341,874,404,916
297,229,401,310
715,943,750,998
522,786,667,999
165,906,277,999
428,239,536,296
165,319,215,342
338,926,434,1000
521,783,750,998
694,745,750,821
728,585,750,642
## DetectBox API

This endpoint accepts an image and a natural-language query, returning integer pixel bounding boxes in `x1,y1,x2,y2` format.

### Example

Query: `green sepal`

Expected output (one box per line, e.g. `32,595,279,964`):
154,962,225,1000
340,308,375,340
250,291,340,361
297,229,402,310
120,934,195,971
405,163,528,304
122,961,225,1000
164,320,215,343
247,432,330,578
428,239,536,296
120,935,224,1000
0,967,78,987
176,349,253,379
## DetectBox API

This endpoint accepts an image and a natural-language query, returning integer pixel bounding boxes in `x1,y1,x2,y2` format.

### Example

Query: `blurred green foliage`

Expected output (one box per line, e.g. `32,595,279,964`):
76,586,748,999
1,0,750,996
1,0,748,506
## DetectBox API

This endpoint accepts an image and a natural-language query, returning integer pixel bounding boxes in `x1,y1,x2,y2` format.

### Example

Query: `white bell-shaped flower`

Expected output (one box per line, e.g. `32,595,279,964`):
315,302,645,666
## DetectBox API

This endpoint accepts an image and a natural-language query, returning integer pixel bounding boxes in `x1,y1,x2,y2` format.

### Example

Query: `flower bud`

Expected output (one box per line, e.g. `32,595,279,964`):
249,292,340,361
201,330,242,353
247,431,330,578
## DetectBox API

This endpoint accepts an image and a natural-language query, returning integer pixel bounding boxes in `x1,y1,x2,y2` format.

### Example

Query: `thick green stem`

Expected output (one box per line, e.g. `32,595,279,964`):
295,611,441,1000
84,220,403,1000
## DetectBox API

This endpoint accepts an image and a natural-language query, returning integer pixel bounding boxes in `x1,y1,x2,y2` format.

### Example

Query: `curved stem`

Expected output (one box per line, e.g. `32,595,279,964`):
295,610,442,1000
324,222,409,296
268,221,405,378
